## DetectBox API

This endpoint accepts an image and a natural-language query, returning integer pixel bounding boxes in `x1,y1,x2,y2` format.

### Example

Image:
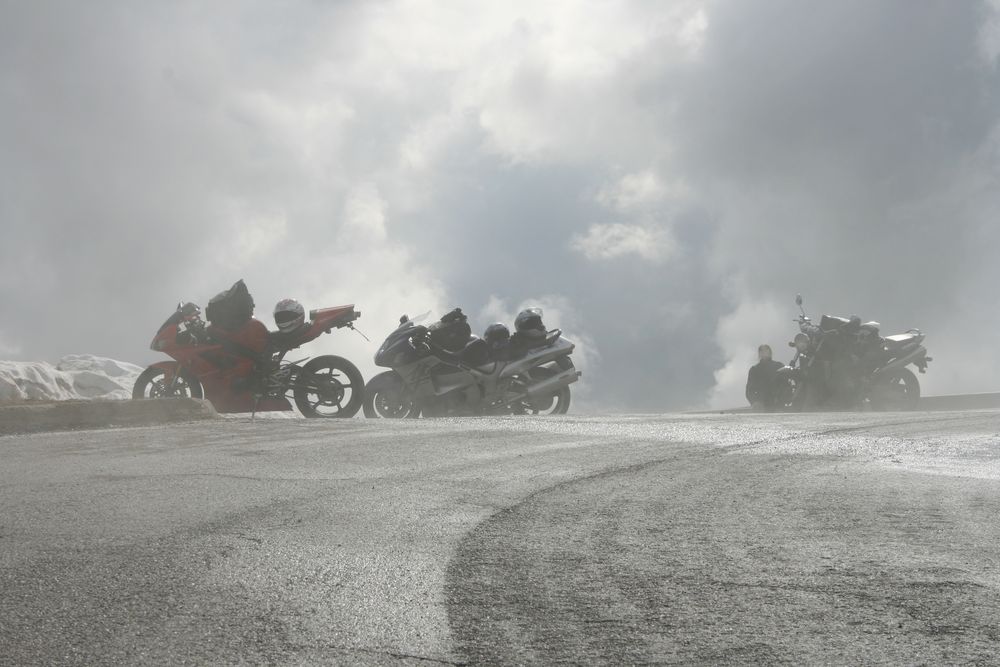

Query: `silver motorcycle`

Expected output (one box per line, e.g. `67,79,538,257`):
363,311,581,418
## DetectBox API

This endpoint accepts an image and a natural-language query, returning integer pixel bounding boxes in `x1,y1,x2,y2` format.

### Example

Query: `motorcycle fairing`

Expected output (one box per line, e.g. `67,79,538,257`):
374,319,429,368
499,337,575,380
477,337,578,403
392,336,578,409
431,364,477,396
143,359,291,413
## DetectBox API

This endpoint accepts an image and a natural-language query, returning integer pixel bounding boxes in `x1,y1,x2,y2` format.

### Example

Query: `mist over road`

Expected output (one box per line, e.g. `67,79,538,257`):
2,411,999,664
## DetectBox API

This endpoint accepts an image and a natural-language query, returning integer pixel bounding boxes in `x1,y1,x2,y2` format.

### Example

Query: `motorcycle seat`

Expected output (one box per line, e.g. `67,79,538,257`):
520,328,561,347
498,329,564,363
884,333,918,348
510,329,545,349
459,337,491,367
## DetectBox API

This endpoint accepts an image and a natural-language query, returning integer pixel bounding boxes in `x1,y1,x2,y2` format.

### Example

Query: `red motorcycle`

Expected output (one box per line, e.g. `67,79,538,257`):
133,299,365,417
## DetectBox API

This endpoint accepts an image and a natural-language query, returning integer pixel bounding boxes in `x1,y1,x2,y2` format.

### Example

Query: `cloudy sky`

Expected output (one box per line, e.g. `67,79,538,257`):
2,0,999,410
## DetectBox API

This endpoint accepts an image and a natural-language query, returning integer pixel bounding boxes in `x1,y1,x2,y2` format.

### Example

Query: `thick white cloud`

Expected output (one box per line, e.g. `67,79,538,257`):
709,297,789,409
572,223,673,262
1,0,998,411
981,0,1000,64
596,171,681,213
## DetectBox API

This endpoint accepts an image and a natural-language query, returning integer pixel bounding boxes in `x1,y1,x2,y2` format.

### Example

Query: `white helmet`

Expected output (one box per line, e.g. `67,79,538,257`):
274,298,306,332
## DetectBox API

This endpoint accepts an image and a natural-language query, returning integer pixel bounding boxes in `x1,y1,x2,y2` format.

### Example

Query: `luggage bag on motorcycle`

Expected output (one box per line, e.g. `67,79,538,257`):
429,308,472,352
206,279,255,331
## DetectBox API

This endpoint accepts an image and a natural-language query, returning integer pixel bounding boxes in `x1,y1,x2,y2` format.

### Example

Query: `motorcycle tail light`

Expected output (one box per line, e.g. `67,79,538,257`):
151,339,167,351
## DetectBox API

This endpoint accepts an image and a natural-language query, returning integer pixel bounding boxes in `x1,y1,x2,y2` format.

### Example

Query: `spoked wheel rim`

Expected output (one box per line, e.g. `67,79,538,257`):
299,364,360,417
371,384,417,418
136,369,200,399
515,367,571,415
521,388,570,415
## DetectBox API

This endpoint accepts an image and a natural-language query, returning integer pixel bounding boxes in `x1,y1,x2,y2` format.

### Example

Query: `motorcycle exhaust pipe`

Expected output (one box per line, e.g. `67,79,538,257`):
509,367,582,404
872,345,927,379
527,368,582,398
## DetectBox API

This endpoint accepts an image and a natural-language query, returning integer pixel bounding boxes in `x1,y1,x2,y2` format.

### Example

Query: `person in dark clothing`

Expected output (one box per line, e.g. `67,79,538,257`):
746,344,785,411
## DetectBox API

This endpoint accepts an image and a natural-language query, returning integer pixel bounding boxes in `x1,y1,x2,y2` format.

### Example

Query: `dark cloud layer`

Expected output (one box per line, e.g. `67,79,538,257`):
1,1,998,409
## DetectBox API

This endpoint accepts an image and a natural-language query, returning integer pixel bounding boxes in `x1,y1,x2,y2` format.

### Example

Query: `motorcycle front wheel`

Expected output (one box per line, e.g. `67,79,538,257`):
363,371,419,418
132,366,203,400
869,368,921,411
293,355,364,418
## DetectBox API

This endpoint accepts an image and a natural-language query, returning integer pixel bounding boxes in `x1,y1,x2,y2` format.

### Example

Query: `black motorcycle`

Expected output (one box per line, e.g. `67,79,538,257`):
777,294,931,411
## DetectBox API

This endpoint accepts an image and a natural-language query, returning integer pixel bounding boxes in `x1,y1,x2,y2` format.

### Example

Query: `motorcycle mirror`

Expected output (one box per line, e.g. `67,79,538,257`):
795,293,807,318
399,314,409,324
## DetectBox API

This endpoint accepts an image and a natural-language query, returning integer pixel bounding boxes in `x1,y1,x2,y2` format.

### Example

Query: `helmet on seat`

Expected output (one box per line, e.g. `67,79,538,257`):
514,307,544,333
484,322,510,347
274,298,306,332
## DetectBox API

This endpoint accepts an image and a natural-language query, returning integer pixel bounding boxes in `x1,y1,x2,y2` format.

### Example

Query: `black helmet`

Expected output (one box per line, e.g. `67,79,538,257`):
514,307,544,332
484,322,510,346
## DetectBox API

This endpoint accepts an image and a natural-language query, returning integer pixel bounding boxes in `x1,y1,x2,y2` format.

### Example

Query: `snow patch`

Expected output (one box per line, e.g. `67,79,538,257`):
0,355,143,402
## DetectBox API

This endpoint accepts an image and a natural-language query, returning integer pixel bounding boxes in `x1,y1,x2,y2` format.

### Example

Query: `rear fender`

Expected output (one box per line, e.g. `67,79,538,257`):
310,305,359,332
285,305,360,348
872,345,927,379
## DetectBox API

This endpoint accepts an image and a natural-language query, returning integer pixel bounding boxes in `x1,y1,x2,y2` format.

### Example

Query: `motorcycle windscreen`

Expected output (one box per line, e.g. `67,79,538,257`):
375,312,433,366
395,311,431,332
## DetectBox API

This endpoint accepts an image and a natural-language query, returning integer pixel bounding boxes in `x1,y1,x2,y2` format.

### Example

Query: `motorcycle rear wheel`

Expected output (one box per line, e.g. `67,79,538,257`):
363,371,419,419
132,366,203,400
869,368,921,411
293,355,364,418
519,360,572,415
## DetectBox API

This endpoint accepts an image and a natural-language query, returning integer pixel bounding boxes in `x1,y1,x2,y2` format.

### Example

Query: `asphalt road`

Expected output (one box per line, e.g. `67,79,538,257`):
2,410,1000,665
